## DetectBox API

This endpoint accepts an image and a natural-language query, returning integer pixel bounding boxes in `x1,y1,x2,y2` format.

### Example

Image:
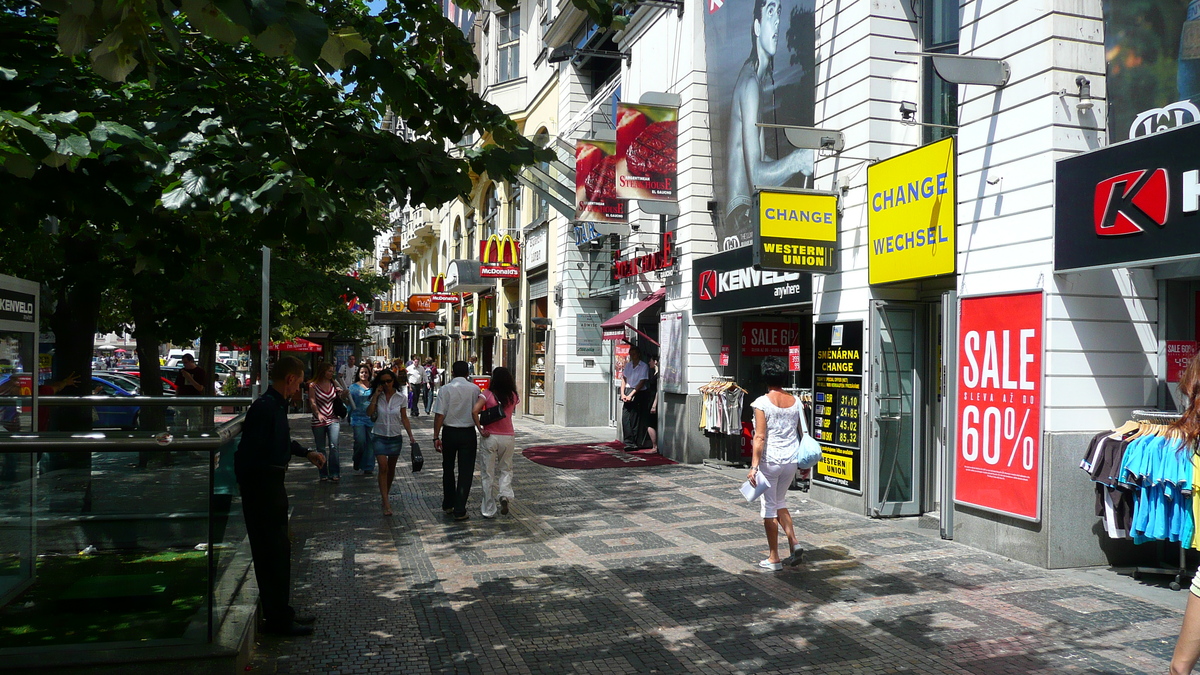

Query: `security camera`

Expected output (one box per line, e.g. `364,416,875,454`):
899,100,917,122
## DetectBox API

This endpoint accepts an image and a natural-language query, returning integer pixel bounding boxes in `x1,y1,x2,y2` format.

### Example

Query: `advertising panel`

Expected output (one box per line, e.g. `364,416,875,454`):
526,225,548,269
741,321,799,357
812,321,863,493
575,139,628,223
0,287,36,325
704,0,816,251
693,246,812,316
788,345,801,371
1168,340,1199,382
613,231,676,279
615,103,679,201
407,294,436,313
866,137,956,285
479,234,521,278
430,275,460,304
659,311,688,394
753,190,838,273
1102,0,1200,142
954,291,1044,522
577,313,603,356
1055,122,1200,272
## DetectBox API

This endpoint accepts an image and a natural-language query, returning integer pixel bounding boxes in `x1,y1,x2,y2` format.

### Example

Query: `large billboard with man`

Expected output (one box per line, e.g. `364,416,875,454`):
705,0,816,251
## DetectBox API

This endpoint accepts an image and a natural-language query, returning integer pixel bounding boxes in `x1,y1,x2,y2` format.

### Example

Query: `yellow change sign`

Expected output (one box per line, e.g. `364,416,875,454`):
866,137,956,284
754,190,838,273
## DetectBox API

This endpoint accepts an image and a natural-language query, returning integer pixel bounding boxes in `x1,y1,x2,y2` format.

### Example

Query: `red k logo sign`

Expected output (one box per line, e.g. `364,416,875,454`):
1093,169,1170,236
698,270,718,301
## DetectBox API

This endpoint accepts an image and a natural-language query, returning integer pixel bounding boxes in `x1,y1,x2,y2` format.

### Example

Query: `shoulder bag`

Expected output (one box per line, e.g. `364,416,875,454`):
479,391,506,427
795,407,823,469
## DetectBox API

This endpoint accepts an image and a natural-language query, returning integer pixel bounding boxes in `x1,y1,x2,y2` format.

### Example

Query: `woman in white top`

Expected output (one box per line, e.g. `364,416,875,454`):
366,370,415,516
747,356,805,571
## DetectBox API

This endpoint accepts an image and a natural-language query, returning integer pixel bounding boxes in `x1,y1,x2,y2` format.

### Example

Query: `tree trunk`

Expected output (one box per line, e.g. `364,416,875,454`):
42,235,104,473
131,292,166,430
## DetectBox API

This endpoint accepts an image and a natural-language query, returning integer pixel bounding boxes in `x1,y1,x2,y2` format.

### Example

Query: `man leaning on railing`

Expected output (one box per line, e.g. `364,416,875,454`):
234,356,326,637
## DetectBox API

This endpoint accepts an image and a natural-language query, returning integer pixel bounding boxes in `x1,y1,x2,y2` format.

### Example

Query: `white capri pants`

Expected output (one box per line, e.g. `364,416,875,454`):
758,461,798,519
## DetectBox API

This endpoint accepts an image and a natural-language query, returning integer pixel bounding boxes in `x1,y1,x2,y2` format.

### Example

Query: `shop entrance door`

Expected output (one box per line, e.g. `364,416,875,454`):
869,301,925,517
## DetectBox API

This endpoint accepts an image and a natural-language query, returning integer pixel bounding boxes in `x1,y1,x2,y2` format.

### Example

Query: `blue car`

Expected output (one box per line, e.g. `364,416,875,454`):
91,376,176,430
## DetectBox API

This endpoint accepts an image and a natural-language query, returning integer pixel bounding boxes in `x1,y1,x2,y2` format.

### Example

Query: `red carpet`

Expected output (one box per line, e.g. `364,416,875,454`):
522,441,676,469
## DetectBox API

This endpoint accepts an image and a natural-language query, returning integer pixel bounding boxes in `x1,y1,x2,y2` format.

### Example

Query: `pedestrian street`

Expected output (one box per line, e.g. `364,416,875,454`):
250,415,1189,675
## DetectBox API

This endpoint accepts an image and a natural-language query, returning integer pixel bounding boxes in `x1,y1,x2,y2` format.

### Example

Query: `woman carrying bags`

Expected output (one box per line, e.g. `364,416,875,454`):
309,362,349,483
746,357,805,571
366,369,416,516
472,367,520,519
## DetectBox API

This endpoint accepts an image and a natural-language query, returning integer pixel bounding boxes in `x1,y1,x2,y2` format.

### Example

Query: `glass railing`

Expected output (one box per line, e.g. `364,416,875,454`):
0,397,252,664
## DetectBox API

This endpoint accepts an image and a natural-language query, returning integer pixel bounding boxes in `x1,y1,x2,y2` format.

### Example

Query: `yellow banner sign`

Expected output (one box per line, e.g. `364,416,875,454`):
754,190,838,273
866,137,956,284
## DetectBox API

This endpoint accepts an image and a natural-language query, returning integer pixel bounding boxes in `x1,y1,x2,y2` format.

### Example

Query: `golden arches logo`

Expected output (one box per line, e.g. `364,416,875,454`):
480,235,520,266
431,274,447,293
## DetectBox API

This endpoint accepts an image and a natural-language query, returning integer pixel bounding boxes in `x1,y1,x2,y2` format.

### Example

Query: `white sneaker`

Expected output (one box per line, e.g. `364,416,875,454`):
758,559,783,571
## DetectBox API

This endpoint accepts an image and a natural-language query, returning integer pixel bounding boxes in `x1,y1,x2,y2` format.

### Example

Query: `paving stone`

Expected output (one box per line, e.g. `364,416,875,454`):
244,415,1188,674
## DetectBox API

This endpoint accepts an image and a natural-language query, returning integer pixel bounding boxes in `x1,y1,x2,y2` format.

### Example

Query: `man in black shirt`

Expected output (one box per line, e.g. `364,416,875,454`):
174,353,207,431
235,356,325,636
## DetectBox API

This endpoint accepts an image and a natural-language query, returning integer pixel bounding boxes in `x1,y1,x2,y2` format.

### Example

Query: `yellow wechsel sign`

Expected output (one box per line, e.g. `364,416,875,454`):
867,137,956,284
754,190,838,274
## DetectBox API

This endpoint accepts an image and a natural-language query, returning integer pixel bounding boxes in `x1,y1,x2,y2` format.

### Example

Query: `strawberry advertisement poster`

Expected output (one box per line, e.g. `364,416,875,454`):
575,140,628,223
615,103,678,201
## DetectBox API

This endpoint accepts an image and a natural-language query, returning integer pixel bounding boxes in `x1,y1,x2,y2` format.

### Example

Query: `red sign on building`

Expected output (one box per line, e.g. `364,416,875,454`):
719,345,730,366
788,345,801,371
613,231,676,279
740,321,799,357
430,275,460,304
1167,341,1199,383
479,235,521,278
954,291,1044,522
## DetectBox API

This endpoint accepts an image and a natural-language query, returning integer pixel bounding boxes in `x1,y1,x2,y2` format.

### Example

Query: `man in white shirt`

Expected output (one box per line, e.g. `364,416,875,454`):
620,346,651,451
337,355,356,387
406,355,427,418
432,361,484,520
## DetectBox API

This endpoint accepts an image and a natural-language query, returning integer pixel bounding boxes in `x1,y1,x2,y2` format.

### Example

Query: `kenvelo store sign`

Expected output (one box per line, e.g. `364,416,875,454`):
693,246,812,316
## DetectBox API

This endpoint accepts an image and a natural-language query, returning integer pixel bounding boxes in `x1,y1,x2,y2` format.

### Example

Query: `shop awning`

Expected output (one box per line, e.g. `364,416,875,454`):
601,289,666,342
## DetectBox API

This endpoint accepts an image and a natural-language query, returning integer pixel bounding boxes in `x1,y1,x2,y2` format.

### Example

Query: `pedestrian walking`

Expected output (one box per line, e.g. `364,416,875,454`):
1168,356,1200,674
406,355,427,418
308,362,347,482
348,364,376,476
473,367,520,519
646,355,660,454
747,356,804,571
366,369,416,516
433,360,483,521
620,346,652,451
337,354,357,388
423,357,438,414
234,356,325,636
173,353,207,432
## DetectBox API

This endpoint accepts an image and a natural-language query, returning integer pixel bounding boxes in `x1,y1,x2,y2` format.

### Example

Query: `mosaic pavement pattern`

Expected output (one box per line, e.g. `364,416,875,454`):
247,417,1185,674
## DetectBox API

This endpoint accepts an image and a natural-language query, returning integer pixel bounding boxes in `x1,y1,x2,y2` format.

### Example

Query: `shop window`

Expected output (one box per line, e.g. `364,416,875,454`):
497,10,521,83
483,185,499,241
922,0,959,143
508,182,523,230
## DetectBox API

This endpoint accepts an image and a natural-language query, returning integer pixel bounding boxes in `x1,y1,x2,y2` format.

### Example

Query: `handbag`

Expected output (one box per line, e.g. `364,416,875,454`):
332,394,347,419
795,406,824,470
410,441,423,473
478,392,506,427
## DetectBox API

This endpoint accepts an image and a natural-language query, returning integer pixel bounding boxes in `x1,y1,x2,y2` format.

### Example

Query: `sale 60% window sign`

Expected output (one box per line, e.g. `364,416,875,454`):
954,291,1044,522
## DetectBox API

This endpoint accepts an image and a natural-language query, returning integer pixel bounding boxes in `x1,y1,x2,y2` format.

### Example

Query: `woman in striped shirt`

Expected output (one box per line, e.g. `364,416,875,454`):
309,362,348,482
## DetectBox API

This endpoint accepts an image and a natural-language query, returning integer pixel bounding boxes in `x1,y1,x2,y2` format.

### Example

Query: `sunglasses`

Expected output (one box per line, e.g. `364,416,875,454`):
380,379,395,385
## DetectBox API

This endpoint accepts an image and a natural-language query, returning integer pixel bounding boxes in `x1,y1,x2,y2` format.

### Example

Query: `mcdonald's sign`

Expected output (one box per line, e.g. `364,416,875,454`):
430,274,460,304
479,235,521,278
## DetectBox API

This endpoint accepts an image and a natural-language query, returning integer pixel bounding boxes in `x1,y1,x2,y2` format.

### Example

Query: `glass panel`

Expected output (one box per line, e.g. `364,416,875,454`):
877,308,916,504
926,0,959,48
0,330,35,607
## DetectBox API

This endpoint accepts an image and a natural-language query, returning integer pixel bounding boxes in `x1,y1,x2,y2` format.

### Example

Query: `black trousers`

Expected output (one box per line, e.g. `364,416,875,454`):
622,391,651,450
441,425,477,515
409,384,426,415
239,473,295,629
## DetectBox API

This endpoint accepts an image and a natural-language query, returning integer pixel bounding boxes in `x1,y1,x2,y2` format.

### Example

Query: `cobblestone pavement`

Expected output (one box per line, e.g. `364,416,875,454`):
248,415,1187,674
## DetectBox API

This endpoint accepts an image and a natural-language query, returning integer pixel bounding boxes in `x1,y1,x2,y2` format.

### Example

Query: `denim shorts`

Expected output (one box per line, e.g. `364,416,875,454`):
373,434,404,457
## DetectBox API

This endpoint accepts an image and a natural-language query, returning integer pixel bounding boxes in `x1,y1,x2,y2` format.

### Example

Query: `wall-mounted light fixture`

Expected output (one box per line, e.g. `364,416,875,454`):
899,101,918,122
547,44,631,66
1075,75,1094,112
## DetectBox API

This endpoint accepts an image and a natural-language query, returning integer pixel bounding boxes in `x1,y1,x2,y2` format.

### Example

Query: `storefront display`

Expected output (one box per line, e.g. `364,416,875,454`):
659,311,687,394
812,321,863,494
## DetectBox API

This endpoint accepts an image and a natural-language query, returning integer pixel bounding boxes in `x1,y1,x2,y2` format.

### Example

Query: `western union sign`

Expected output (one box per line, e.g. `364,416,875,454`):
752,190,839,274
866,136,956,285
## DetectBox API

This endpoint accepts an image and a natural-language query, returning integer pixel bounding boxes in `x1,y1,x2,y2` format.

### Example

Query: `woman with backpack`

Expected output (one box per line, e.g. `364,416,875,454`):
472,367,520,519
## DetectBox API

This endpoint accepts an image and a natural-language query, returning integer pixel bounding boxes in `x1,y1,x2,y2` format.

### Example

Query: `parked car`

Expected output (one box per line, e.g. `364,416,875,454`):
97,371,177,395
90,376,176,430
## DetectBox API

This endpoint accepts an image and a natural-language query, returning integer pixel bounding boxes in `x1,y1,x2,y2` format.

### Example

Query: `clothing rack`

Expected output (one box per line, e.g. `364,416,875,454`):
1122,410,1191,590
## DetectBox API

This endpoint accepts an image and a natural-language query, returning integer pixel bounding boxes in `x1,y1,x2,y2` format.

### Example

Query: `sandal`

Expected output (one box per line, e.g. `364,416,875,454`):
759,559,783,571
